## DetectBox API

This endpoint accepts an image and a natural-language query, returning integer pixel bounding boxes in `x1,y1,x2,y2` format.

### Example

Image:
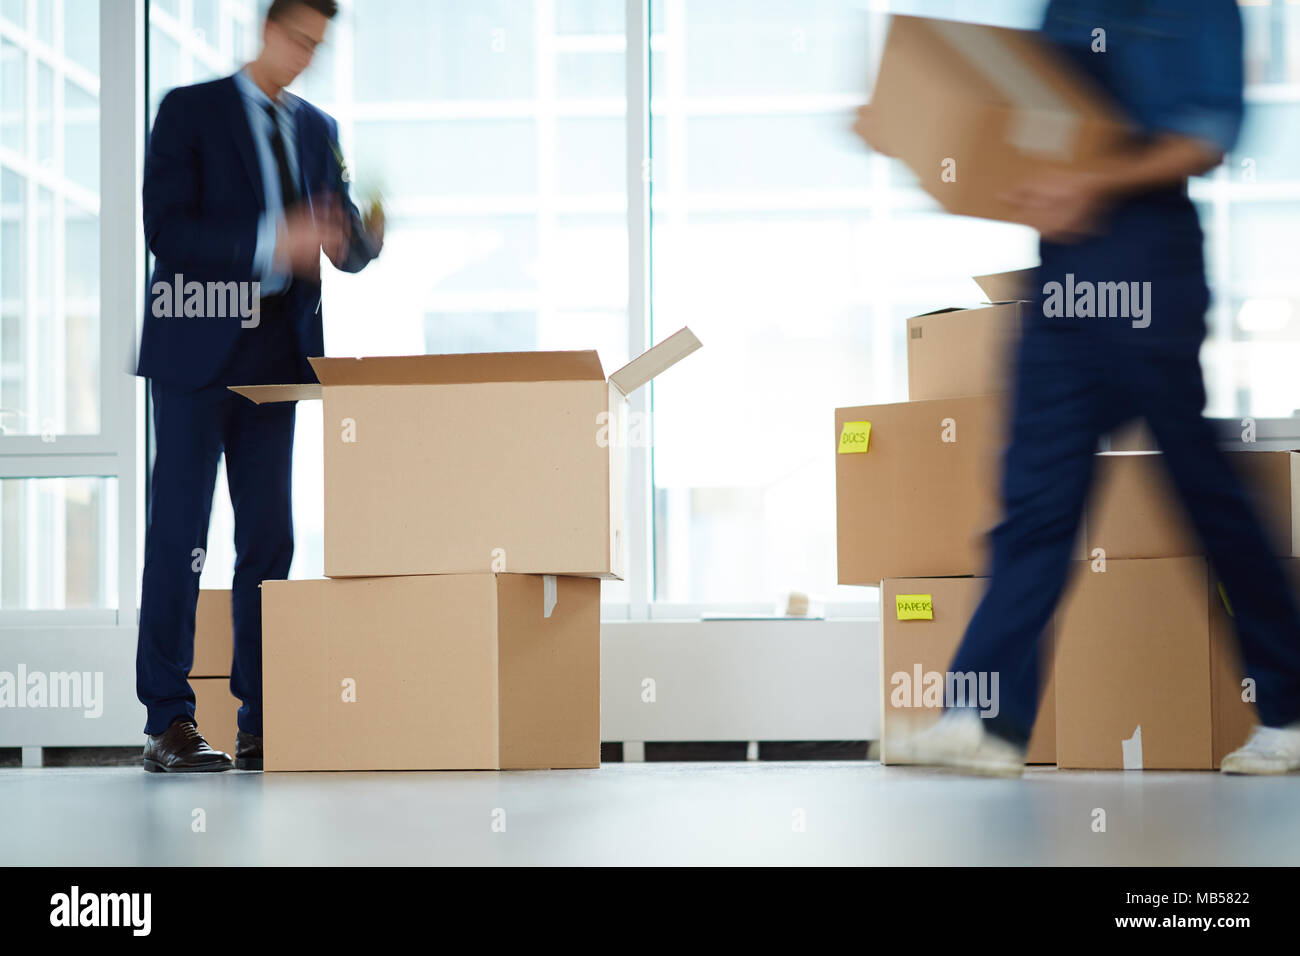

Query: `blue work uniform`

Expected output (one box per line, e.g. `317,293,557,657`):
950,0,1300,744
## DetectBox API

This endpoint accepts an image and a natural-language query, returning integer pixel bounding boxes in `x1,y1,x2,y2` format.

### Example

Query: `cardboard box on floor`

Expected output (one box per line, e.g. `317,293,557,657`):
261,573,600,771
1086,450,1300,560
836,395,1004,584
879,577,1055,764
870,15,1131,222
192,677,239,758
232,329,701,579
906,270,1034,402
1055,557,1214,770
191,589,233,678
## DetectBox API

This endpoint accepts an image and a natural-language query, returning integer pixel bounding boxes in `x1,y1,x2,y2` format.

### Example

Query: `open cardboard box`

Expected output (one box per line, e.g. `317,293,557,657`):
232,328,701,579
906,269,1034,402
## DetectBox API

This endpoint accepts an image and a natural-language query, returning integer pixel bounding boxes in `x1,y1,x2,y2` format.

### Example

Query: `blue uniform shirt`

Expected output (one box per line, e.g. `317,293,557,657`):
1041,0,1244,156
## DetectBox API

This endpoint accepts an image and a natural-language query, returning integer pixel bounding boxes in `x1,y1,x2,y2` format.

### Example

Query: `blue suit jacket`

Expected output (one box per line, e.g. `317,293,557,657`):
137,75,377,389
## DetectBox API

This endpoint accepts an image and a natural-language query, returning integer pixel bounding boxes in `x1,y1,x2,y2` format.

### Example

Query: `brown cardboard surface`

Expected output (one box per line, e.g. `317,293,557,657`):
310,351,606,386
496,574,601,769
1086,451,1298,560
322,379,614,577
191,589,233,678
192,677,239,758
262,574,600,772
1055,558,1213,770
836,395,1003,584
871,16,1129,222
973,268,1035,304
879,577,1055,764
231,330,698,579
906,302,1019,401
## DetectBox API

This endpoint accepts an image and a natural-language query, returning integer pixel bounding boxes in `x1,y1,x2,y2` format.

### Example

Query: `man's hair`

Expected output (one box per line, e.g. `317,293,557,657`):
266,0,338,22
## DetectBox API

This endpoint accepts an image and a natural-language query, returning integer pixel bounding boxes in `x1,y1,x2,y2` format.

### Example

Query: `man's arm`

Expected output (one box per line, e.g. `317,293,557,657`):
143,88,261,277
1004,0,1243,241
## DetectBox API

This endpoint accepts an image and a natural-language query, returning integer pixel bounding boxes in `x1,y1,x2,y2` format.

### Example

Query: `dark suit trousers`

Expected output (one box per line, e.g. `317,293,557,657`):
136,297,299,736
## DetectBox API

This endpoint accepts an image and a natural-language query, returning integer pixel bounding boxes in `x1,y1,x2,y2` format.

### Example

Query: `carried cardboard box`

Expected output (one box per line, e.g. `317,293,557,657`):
906,270,1032,403
1086,450,1300,560
261,573,600,771
232,328,701,579
192,677,240,757
879,577,1055,764
1055,557,1214,770
870,15,1131,222
190,589,233,678
836,394,1004,585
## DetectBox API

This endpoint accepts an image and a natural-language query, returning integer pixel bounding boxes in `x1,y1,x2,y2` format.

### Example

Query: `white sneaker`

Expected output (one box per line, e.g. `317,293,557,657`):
1220,723,1300,775
898,708,1026,778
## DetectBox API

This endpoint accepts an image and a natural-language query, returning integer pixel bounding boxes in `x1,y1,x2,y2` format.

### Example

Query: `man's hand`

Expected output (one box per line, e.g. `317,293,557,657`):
274,203,346,279
363,200,385,254
999,170,1116,243
1000,135,1224,243
851,103,894,157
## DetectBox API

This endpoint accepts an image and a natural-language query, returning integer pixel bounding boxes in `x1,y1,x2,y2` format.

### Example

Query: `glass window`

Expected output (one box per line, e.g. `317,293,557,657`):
0,477,118,609
0,7,102,441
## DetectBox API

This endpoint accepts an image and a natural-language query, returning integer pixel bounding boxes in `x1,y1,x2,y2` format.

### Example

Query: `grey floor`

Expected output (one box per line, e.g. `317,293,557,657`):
2,761,1297,866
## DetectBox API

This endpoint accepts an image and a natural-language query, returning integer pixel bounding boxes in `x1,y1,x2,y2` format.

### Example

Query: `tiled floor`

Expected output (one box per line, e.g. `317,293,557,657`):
2,761,1296,866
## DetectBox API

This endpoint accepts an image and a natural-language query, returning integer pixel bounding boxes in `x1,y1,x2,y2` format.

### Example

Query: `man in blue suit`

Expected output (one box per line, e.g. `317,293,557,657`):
136,0,381,772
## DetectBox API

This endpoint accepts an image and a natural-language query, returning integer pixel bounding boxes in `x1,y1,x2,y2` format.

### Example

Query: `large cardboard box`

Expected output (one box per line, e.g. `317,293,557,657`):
192,677,239,757
871,15,1130,222
190,589,233,678
232,329,700,579
879,577,1055,764
1055,557,1213,770
906,271,1032,402
262,573,600,771
836,395,1003,584
1086,451,1300,560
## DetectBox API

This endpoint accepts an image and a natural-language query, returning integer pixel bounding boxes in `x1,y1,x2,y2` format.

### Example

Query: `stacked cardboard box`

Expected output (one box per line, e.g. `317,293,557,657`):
231,329,701,770
1060,451,1300,769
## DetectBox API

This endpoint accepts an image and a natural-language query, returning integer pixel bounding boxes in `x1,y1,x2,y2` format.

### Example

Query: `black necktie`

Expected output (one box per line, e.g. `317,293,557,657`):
263,102,298,207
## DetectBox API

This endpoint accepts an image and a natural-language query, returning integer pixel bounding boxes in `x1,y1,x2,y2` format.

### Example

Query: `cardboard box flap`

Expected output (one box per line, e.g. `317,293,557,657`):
229,383,322,404
308,350,606,387
608,326,702,397
973,268,1036,303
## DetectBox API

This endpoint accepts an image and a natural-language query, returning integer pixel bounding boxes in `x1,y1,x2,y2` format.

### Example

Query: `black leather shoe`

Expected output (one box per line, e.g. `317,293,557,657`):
235,730,263,771
143,719,232,773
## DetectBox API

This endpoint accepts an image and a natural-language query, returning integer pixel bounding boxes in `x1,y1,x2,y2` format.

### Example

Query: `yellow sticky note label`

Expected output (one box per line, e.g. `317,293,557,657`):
838,420,871,454
896,594,933,621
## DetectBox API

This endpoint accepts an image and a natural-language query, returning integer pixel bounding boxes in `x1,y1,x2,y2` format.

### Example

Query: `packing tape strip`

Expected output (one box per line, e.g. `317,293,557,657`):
928,19,1079,158
1121,724,1143,770
543,575,558,619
